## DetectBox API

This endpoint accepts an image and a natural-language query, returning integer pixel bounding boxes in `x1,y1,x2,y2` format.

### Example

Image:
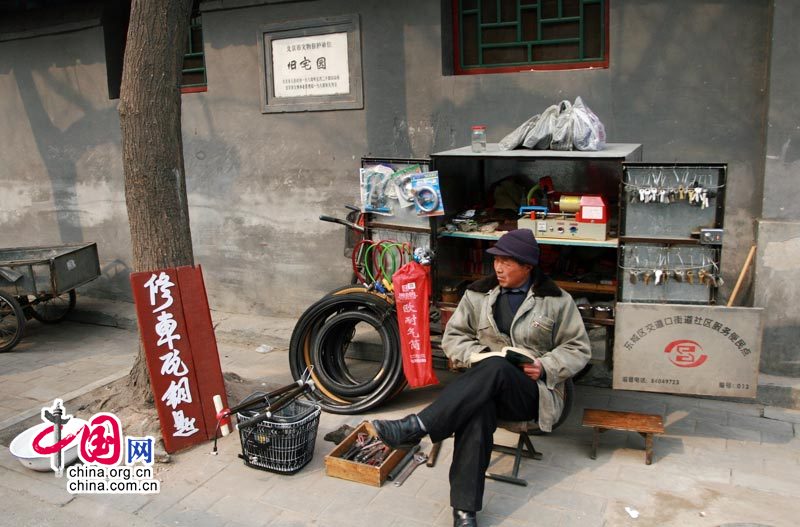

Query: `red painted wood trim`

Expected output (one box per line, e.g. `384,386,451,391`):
452,0,610,76
181,86,208,94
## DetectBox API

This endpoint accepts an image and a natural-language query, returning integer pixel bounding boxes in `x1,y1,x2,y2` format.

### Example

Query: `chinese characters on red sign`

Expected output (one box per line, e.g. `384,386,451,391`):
131,266,227,453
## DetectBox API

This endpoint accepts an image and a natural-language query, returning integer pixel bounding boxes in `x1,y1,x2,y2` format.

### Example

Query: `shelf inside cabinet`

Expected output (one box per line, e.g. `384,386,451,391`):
619,236,700,245
555,280,616,295
439,231,619,248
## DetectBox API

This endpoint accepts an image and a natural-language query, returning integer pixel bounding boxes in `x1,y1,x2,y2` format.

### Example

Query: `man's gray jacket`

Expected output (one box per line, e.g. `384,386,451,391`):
442,271,591,432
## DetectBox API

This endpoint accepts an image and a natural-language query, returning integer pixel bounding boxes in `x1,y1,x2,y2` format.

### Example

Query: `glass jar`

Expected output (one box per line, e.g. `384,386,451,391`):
471,125,487,152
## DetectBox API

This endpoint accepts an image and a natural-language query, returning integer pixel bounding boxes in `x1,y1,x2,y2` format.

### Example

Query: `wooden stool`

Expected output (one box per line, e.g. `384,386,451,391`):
582,409,664,465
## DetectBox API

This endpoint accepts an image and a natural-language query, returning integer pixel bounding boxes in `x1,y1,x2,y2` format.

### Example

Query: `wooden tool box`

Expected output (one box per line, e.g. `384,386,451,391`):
324,421,408,487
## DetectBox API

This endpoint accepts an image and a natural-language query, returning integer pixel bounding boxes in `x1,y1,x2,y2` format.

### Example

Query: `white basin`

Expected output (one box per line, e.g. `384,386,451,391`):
9,418,88,472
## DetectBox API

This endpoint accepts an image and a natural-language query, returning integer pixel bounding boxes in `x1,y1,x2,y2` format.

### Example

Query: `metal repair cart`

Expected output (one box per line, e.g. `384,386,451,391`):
0,242,101,353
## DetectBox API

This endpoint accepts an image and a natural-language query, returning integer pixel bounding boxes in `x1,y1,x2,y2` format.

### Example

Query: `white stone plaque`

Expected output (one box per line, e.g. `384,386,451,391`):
271,32,350,98
613,303,764,398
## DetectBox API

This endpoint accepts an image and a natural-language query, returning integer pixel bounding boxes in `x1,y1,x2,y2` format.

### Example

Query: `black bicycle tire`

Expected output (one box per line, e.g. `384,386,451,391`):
0,291,25,353
29,289,76,324
289,291,405,414
310,310,392,397
295,318,401,414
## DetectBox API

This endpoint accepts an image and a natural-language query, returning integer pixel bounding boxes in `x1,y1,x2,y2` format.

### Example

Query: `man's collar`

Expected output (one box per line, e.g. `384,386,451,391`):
500,276,532,294
467,268,563,297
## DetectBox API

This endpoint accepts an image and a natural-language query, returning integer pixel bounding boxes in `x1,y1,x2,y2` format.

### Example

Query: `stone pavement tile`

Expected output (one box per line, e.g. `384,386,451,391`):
663,413,697,436
763,406,800,424
416,476,451,504
500,495,567,526
80,491,153,515
530,486,606,517
207,494,285,525
135,458,229,520
694,420,761,442
59,495,168,527
0,367,44,383
175,483,226,511
675,433,725,452
0,465,75,507
570,476,655,508
726,439,800,465
618,465,700,494
321,495,398,527
667,405,727,426
158,502,229,527
308,472,380,506
202,462,277,501
691,482,800,527
389,470,430,497
261,509,316,527
762,430,796,444
727,412,795,436
257,473,336,516
607,397,668,417
390,517,431,527
1,395,42,413
730,468,800,498
19,383,67,402
652,457,731,485
560,508,606,527
686,397,763,417
366,490,446,524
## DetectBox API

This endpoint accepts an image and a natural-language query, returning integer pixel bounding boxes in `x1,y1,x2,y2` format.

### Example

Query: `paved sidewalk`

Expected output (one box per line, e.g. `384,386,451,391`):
1,297,799,526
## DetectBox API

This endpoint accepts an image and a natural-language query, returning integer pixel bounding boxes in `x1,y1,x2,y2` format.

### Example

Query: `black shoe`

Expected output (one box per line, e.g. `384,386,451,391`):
372,414,426,449
453,509,477,527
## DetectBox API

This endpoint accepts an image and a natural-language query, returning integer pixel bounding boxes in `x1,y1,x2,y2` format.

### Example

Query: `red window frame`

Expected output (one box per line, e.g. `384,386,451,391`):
452,0,610,75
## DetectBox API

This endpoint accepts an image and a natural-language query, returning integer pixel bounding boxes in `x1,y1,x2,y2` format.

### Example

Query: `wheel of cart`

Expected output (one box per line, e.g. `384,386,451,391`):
0,243,100,352
21,289,77,323
0,291,25,353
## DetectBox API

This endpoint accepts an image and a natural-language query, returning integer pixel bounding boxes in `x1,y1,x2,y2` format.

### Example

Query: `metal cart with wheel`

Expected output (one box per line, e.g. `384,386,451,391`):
0,242,100,353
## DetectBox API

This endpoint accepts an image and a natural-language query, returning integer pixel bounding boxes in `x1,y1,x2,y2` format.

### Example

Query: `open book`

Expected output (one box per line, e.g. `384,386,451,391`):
470,346,537,366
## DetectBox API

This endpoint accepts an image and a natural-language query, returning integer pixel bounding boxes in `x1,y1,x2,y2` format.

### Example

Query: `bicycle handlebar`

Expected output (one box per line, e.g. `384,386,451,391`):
319,215,365,233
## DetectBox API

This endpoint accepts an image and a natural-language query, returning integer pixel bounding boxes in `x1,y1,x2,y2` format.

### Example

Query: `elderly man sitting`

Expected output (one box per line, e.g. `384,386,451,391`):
373,228,591,527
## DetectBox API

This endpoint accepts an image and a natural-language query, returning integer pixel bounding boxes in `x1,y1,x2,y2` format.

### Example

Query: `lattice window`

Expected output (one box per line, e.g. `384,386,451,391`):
181,14,207,92
454,0,608,74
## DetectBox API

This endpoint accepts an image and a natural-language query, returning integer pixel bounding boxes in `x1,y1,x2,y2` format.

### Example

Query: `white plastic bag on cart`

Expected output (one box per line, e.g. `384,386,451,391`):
571,96,606,151
549,100,574,150
498,114,539,151
522,103,561,149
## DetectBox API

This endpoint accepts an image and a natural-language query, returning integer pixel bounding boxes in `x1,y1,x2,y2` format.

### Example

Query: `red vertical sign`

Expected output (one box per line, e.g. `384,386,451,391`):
130,265,227,453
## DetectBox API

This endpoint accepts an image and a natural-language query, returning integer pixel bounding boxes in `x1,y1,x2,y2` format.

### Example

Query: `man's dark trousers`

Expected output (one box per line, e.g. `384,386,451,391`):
418,357,540,512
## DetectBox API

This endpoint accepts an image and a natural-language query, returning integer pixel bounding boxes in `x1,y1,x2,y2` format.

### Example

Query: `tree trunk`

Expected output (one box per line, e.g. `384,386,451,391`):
119,0,195,403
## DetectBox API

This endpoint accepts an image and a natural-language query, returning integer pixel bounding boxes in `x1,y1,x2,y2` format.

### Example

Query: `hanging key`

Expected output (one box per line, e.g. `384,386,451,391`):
642,270,654,285
698,269,709,286
678,185,685,200
685,270,695,284
654,269,663,285
629,270,640,284
393,452,428,487
673,269,685,283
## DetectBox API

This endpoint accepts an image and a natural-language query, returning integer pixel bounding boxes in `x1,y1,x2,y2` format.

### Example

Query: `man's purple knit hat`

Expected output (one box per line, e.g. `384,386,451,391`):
486,228,539,266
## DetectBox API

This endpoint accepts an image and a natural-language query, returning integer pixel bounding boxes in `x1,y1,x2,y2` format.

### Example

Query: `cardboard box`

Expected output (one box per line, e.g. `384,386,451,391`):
613,303,764,398
324,421,407,487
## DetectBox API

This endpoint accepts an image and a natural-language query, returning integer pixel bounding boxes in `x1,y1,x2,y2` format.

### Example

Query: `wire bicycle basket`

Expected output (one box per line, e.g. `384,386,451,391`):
237,395,321,474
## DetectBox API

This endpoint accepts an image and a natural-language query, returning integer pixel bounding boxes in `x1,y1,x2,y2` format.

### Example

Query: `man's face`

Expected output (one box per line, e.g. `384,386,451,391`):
493,256,533,288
